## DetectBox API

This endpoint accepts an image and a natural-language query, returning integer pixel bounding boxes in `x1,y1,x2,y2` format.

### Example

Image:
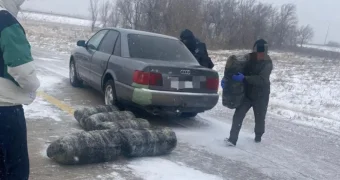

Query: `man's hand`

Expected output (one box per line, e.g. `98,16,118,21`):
232,73,245,82
221,79,225,89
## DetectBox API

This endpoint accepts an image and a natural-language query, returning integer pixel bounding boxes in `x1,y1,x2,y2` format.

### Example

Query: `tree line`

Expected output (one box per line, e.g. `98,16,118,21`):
89,0,314,50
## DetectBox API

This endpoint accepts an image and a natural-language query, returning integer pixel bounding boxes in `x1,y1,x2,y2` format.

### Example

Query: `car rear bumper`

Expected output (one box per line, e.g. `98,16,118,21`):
115,82,219,112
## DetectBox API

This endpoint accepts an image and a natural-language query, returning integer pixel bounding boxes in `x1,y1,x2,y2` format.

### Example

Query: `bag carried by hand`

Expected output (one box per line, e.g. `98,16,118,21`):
222,55,248,109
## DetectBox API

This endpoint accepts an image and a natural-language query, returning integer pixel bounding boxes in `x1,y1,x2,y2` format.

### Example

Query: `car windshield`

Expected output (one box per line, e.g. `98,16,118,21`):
127,34,197,62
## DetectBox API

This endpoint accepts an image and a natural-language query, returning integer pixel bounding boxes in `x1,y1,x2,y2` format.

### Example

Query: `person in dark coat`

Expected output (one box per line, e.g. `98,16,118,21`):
224,39,273,146
180,29,214,69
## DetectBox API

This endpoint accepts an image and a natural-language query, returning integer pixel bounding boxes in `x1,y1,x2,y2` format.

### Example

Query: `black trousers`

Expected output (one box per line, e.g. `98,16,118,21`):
229,95,269,143
0,106,29,180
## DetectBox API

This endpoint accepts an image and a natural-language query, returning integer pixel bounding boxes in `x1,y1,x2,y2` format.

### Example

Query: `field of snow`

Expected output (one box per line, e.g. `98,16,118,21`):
19,20,93,54
210,50,340,135
18,11,104,33
18,11,96,27
302,44,340,53
21,0,93,19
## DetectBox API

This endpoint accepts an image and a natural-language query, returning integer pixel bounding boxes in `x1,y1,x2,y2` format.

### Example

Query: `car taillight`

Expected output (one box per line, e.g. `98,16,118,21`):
133,70,163,86
206,77,219,90
149,73,163,86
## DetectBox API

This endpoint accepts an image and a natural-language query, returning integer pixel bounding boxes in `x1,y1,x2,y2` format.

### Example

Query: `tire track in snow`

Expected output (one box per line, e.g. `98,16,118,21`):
37,64,69,78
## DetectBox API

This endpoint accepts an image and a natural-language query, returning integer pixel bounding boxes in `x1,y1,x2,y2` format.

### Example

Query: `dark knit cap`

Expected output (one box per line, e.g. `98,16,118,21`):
180,29,195,40
253,39,268,53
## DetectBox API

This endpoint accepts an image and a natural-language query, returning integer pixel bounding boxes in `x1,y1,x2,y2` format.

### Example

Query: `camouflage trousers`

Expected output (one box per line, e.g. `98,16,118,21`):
229,95,269,144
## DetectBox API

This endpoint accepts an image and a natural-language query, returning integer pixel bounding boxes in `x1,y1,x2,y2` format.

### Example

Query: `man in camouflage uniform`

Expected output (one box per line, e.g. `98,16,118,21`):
180,29,214,69
224,39,273,146
0,0,40,179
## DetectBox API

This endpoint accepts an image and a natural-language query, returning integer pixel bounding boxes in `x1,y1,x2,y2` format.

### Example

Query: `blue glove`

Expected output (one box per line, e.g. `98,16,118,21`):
232,73,245,82
221,79,225,89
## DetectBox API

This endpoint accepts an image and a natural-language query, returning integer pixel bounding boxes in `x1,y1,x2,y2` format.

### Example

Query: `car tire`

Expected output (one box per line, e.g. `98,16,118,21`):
69,60,83,87
180,112,198,118
104,80,118,106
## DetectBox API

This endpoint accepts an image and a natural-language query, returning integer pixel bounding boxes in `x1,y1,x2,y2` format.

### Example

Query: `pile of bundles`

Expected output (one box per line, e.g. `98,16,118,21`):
222,54,248,109
46,105,177,165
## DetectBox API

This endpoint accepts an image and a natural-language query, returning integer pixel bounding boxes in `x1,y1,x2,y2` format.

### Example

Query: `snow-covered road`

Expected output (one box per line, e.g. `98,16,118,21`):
23,47,340,180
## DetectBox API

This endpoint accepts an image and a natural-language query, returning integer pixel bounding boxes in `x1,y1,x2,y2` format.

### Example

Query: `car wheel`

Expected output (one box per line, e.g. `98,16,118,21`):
69,60,83,87
180,112,198,118
104,80,117,106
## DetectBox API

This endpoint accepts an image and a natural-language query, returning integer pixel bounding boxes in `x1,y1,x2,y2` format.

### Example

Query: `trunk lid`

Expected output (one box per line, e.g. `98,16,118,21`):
139,60,219,93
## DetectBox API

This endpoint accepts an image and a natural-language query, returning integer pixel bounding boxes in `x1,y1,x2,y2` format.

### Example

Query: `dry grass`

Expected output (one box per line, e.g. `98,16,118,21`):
21,20,93,54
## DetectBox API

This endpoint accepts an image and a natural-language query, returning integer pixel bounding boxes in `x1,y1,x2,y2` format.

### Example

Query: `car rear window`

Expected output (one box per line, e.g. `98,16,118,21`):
127,34,197,62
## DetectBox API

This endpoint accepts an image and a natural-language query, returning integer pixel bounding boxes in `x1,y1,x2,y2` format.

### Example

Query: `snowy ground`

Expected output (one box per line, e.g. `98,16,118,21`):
18,11,95,27
13,13,340,180
302,44,340,53
210,50,340,135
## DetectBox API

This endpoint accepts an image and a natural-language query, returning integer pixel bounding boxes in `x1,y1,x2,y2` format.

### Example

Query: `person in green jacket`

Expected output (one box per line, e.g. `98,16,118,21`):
0,0,40,179
224,39,273,147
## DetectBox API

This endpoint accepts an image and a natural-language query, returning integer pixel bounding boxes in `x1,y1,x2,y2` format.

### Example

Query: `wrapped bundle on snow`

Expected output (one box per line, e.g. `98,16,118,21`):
79,111,149,131
115,118,150,130
74,105,118,122
119,128,177,157
222,54,248,109
78,111,134,130
46,130,121,165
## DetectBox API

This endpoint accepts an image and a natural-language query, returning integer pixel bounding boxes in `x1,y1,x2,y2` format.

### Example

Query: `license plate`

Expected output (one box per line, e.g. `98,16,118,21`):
171,80,193,89
169,76,205,89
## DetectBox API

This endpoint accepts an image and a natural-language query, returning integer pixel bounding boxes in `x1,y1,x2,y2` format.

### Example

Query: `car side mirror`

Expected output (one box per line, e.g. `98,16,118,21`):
77,40,86,47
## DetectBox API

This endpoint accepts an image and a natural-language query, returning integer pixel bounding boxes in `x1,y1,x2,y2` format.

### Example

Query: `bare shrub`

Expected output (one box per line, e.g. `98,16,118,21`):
89,0,99,32
298,25,314,47
92,0,318,53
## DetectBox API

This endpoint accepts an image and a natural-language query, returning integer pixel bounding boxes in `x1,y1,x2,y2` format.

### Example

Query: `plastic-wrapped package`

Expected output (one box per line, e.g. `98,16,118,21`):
47,130,121,165
80,111,150,131
119,128,177,157
74,105,118,123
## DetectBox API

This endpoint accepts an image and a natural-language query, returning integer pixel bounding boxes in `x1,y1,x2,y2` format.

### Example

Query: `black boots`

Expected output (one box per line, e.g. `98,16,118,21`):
224,138,236,147
255,135,262,143
225,135,262,147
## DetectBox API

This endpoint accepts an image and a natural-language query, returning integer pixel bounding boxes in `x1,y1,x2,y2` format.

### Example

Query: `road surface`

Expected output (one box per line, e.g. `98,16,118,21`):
25,48,340,180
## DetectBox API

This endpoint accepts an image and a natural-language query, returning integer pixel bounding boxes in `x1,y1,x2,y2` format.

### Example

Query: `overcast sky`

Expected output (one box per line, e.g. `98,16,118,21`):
262,0,340,44
21,0,340,44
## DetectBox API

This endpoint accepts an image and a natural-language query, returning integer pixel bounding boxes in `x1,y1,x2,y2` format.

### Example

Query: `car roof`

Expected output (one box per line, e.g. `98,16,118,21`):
104,27,179,40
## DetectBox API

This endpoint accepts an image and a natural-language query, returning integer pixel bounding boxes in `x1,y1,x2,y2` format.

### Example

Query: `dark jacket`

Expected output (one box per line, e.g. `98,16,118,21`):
243,53,273,100
180,29,214,69
192,40,214,69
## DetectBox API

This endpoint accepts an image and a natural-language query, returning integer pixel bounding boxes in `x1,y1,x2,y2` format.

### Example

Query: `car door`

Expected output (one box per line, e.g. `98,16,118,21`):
78,29,108,83
90,30,120,91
